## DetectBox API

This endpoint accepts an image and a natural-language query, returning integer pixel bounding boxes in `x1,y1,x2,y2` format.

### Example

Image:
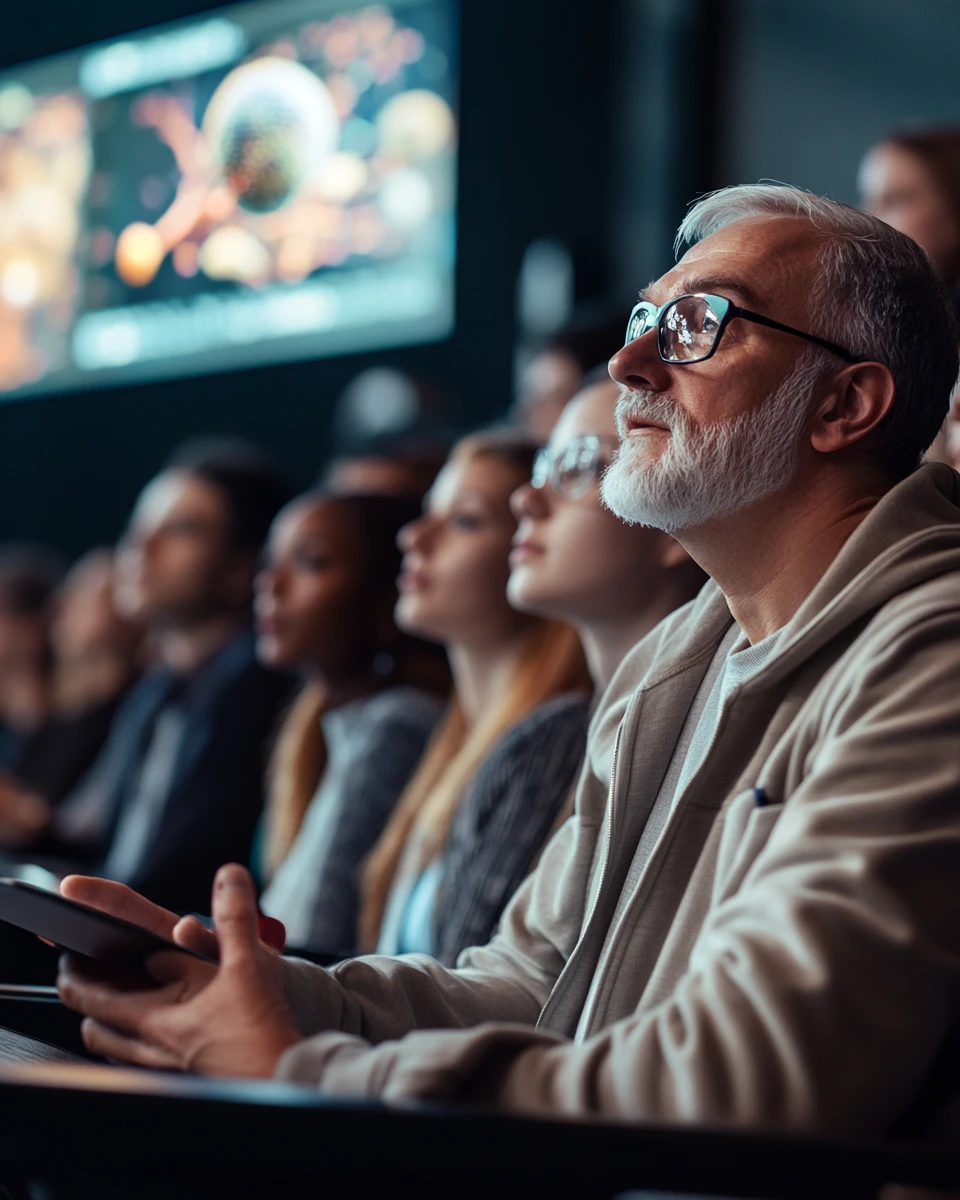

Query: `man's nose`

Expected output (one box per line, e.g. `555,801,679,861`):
608,333,672,393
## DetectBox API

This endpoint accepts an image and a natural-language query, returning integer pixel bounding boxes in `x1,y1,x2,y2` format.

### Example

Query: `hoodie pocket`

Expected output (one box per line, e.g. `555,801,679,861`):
713,790,786,905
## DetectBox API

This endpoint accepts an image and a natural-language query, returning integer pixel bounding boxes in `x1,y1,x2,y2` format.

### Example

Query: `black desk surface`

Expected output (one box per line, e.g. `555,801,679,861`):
0,1060,955,1199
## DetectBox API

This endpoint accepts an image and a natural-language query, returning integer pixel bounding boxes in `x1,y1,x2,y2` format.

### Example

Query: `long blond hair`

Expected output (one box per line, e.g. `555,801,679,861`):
358,434,591,949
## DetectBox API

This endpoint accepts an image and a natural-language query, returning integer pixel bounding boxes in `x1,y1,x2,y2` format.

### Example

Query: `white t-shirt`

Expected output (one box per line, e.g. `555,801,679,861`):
576,620,783,1041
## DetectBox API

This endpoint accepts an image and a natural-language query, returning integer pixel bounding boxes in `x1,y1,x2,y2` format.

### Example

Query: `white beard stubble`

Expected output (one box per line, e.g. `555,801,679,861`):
600,350,826,533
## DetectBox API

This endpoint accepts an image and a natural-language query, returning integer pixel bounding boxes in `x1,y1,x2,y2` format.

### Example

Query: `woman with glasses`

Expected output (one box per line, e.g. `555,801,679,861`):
421,378,705,964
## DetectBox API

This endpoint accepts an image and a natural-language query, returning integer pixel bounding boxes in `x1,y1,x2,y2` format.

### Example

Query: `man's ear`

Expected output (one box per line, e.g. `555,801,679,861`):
809,362,896,456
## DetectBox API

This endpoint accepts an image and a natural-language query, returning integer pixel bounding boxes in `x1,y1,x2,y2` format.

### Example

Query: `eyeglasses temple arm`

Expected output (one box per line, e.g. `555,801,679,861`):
731,306,865,364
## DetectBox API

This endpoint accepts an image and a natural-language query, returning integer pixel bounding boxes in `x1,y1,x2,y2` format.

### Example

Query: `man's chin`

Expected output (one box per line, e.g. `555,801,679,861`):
602,457,653,518
601,457,700,534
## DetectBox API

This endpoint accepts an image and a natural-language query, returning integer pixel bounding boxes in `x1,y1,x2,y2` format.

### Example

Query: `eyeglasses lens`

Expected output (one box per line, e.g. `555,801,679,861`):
555,440,602,497
625,308,652,346
660,296,721,363
534,438,614,497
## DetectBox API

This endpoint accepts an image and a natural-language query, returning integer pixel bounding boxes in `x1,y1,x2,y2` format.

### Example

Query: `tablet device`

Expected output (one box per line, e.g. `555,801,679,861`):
0,879,215,964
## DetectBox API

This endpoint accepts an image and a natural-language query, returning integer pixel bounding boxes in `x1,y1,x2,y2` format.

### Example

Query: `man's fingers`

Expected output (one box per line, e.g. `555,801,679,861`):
211,864,261,970
172,915,220,961
145,948,217,991
80,1018,181,1070
174,910,282,958
60,877,179,941
57,954,171,1036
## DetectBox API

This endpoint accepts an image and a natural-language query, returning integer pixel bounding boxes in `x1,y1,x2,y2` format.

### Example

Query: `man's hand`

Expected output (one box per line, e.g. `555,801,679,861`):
57,865,300,1078
59,875,286,957
0,776,50,847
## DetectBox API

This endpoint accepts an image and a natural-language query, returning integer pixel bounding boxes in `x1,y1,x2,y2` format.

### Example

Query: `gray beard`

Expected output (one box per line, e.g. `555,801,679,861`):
600,351,825,533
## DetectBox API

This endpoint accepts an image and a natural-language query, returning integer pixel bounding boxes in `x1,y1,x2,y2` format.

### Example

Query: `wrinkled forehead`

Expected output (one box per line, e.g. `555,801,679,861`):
647,215,829,325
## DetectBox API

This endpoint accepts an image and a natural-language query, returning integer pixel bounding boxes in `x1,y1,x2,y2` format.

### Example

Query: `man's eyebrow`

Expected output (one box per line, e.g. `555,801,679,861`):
638,275,764,311
637,280,658,304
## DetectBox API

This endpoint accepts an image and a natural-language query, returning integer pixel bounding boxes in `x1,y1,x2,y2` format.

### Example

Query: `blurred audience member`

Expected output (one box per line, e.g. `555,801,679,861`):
322,431,450,499
359,432,592,955
512,308,628,439
946,381,960,469
41,441,294,910
328,367,455,492
0,547,63,770
51,550,143,719
257,492,447,954
860,127,960,468
0,551,144,847
430,379,706,963
859,127,960,296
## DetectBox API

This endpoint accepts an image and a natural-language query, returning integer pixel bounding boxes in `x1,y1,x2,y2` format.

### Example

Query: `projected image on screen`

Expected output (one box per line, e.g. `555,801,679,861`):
0,0,457,399
0,82,91,393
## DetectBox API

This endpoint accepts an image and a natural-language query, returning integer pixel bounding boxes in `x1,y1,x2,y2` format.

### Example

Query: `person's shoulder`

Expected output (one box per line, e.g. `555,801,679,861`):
493,693,591,760
587,581,727,785
328,688,443,780
210,638,294,715
353,687,447,736
113,667,174,719
846,567,960,668
516,691,592,731
884,567,960,621
612,582,721,692
455,698,588,819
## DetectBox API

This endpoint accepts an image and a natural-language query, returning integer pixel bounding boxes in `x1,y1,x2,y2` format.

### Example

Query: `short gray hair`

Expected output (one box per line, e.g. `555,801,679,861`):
676,184,959,480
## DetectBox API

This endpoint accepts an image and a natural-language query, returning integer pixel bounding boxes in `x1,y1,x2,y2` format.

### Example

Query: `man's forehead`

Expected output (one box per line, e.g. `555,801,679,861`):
643,216,825,308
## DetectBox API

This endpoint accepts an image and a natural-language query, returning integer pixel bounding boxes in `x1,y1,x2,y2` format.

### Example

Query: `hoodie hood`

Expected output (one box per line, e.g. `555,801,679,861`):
747,462,960,687
589,463,960,783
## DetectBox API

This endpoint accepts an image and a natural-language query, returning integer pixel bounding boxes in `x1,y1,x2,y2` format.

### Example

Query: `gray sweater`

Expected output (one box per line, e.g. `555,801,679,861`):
261,687,443,953
432,692,590,965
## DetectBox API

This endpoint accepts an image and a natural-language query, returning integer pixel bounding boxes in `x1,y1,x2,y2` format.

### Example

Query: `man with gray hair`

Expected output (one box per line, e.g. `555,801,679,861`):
58,185,960,1143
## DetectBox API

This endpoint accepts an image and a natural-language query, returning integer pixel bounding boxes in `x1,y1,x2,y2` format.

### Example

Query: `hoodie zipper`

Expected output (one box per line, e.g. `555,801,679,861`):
536,700,632,1033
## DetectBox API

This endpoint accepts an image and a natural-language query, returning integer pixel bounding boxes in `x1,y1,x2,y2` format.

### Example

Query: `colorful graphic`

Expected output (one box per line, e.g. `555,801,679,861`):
0,0,458,398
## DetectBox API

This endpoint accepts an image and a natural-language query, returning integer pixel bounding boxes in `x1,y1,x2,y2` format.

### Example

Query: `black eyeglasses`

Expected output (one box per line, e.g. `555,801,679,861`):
531,435,619,498
624,292,866,366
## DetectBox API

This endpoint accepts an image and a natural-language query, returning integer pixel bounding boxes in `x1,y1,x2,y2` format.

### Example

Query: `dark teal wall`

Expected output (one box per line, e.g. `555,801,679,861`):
6,0,960,558
611,0,960,303
723,0,960,205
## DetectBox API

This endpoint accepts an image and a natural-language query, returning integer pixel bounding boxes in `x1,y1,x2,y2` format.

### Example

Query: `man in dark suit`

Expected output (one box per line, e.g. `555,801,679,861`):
44,441,294,913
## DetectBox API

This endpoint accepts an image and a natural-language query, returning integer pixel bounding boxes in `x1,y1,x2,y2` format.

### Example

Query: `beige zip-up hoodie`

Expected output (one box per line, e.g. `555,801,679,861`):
275,462,960,1140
